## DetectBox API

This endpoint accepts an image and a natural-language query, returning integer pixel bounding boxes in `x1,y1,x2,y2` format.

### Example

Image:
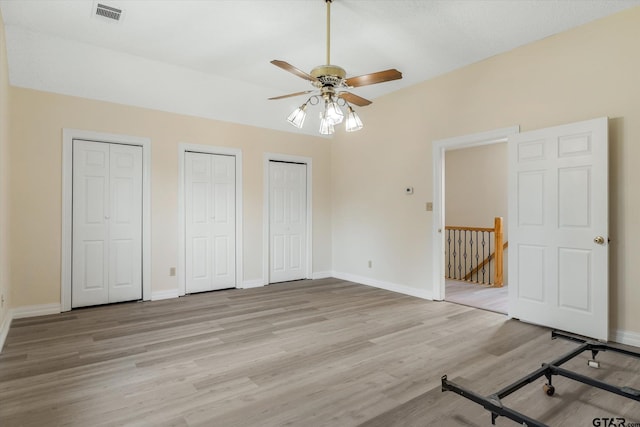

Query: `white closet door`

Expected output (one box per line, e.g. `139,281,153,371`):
108,144,143,303
72,141,110,307
211,154,236,288
72,140,142,307
269,161,307,283
185,152,236,293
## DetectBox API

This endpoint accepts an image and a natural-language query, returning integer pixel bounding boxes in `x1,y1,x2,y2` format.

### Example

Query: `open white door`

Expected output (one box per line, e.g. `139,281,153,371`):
508,117,608,340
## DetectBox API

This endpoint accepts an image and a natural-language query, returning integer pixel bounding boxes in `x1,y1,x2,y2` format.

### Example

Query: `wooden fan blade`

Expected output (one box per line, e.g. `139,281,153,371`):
345,69,402,88
268,90,315,100
339,92,372,107
271,60,318,82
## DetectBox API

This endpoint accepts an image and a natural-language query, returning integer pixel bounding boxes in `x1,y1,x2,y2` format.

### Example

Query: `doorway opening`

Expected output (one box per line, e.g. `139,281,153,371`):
434,118,609,340
444,143,508,314
432,126,519,314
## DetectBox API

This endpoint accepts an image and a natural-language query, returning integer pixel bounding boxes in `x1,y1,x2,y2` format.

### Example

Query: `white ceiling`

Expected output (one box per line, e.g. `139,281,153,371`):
1,0,638,136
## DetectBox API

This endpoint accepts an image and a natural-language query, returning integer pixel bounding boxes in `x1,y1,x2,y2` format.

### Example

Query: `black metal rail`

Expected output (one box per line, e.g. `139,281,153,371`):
445,228,493,285
441,330,640,426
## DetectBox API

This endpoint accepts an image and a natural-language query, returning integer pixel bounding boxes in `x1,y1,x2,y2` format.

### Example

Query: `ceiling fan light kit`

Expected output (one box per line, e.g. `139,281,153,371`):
319,113,335,135
286,102,308,128
269,0,402,135
325,99,344,124
345,106,363,132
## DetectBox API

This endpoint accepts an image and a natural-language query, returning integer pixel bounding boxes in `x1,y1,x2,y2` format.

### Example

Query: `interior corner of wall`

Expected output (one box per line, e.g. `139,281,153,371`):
0,305,12,353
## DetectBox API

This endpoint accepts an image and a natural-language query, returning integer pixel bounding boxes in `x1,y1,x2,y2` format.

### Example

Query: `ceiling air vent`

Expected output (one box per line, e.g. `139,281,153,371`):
95,3,122,21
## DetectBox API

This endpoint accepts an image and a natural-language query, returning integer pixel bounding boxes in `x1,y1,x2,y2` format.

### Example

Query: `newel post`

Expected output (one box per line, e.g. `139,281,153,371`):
494,217,504,287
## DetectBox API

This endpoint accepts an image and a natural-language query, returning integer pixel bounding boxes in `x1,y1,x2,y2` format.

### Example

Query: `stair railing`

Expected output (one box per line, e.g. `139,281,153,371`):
445,217,506,287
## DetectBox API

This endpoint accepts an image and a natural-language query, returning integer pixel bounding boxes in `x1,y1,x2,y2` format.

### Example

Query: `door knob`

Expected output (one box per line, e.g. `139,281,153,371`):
594,236,605,245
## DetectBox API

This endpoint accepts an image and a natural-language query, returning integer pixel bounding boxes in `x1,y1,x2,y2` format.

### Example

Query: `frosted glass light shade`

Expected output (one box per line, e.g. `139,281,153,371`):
345,107,363,132
319,115,335,135
287,103,307,128
325,100,343,124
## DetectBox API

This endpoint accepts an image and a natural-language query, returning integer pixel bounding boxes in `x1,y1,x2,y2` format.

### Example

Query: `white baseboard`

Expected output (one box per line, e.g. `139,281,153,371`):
311,271,332,280
12,303,61,319
0,312,11,353
151,289,180,301
239,279,264,289
332,271,433,300
610,328,640,347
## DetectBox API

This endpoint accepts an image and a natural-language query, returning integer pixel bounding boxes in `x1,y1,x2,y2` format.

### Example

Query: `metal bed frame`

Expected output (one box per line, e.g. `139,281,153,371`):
441,331,640,427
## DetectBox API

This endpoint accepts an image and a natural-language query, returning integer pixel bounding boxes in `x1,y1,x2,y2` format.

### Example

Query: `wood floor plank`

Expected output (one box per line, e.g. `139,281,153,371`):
1,279,638,426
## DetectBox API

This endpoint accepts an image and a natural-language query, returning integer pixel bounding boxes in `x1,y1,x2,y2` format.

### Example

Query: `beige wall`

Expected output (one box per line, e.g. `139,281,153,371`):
0,9,10,330
332,7,640,335
445,143,507,230
9,88,332,307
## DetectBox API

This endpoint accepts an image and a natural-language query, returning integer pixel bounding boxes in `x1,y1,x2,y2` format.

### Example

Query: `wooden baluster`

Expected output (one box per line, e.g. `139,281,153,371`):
493,217,504,287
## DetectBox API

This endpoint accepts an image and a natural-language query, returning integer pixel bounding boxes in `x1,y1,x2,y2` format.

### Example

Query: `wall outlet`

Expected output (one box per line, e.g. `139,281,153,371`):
169,267,176,276
368,260,372,268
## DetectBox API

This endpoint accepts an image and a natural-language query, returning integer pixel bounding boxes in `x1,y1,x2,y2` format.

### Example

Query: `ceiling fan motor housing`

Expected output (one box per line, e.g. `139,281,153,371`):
311,65,346,87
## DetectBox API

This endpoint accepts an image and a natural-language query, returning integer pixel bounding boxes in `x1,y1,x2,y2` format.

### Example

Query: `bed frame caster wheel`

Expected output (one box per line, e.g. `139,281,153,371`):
543,384,555,396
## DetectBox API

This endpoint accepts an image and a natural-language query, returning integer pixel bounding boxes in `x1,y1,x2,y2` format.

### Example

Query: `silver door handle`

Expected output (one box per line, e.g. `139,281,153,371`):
594,236,605,245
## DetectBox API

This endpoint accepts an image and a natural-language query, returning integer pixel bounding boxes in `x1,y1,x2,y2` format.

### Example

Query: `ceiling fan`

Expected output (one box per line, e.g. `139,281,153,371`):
269,0,402,134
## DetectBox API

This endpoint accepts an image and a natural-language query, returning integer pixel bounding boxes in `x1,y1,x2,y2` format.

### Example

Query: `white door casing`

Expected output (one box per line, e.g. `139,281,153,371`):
269,160,308,283
508,117,608,340
185,152,236,293
72,140,142,307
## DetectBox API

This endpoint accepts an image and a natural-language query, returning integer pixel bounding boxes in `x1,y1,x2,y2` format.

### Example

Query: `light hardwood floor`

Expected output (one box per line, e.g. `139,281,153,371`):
1,278,638,426
445,279,509,314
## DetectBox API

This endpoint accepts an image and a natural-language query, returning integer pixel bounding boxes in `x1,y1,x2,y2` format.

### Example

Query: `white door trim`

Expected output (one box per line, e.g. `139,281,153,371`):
61,129,151,312
431,126,519,301
263,153,313,285
178,143,243,296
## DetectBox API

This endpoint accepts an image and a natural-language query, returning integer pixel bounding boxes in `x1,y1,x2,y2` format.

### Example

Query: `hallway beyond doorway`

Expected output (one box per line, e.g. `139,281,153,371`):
445,279,507,314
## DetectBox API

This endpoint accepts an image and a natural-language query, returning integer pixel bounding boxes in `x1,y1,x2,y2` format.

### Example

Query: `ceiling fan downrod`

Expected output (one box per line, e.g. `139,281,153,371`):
309,0,345,87
326,0,332,65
